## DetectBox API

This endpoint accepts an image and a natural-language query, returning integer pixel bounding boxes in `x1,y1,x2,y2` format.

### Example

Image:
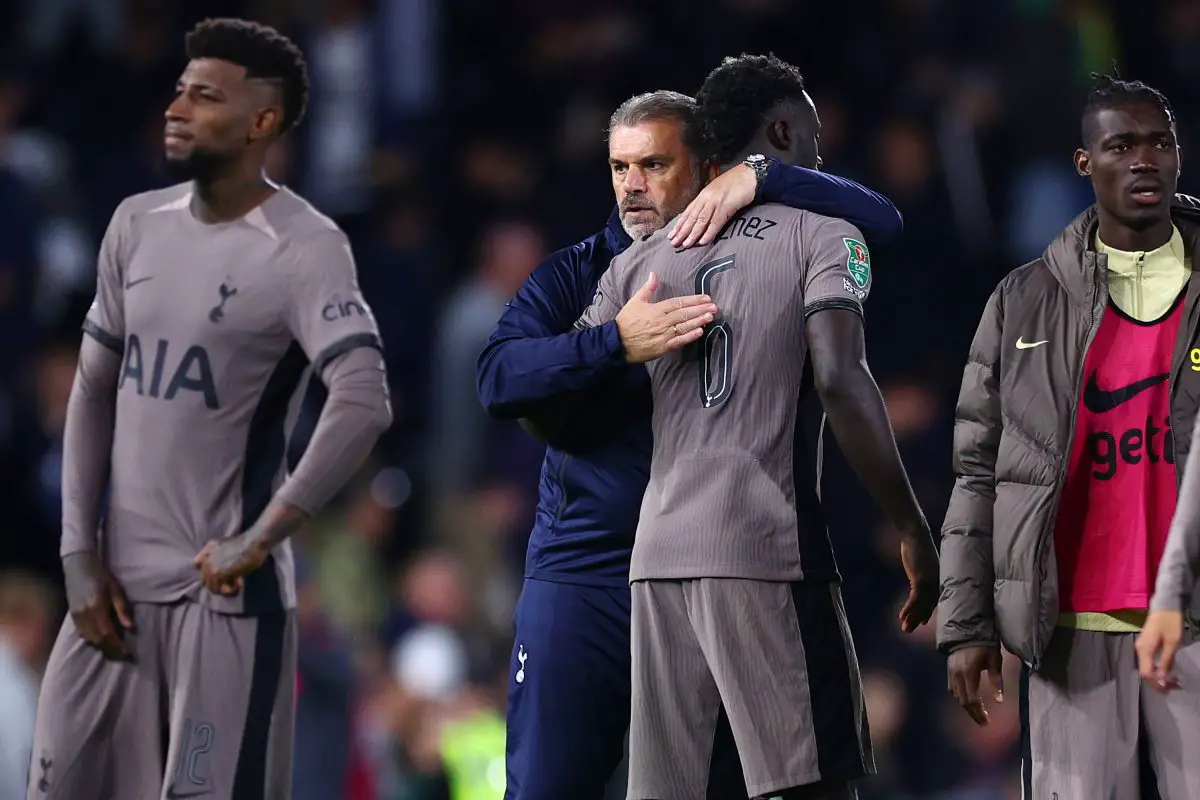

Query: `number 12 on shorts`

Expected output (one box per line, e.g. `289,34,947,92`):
696,255,736,408
171,717,215,794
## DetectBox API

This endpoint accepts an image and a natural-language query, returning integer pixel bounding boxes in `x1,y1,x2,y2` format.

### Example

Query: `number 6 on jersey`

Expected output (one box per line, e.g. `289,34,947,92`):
696,255,736,408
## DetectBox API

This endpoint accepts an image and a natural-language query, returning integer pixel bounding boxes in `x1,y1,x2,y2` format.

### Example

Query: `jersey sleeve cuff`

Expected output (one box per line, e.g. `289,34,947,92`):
311,332,384,377
1149,591,1187,612
803,298,863,319
82,319,124,354
274,481,318,517
59,539,98,559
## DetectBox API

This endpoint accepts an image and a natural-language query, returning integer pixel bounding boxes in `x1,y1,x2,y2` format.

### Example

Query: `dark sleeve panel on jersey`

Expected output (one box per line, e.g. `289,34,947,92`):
81,319,124,354
82,199,131,351
476,238,626,419
800,216,872,317
61,337,122,556
275,346,392,516
804,297,863,319
760,162,903,243
312,331,384,378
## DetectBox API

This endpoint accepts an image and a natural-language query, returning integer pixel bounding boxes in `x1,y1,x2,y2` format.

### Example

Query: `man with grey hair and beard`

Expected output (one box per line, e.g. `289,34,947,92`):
478,87,904,800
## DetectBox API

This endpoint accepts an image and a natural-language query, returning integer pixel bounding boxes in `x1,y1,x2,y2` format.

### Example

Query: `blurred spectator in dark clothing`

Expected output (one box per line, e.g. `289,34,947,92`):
86,111,170,243
295,0,378,240
429,219,547,503
864,119,977,383
0,72,44,379
21,0,128,62
359,193,439,438
429,219,546,610
381,549,471,654
0,335,78,581
293,553,357,800
53,1,175,177
307,464,409,642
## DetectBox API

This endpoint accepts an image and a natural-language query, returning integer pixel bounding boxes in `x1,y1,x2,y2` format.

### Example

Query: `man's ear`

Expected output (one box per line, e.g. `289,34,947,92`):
1074,148,1091,177
250,106,281,143
765,119,789,153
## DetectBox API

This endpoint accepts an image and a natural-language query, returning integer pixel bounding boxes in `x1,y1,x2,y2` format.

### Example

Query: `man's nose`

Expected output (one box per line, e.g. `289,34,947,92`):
164,96,189,122
1131,149,1161,172
623,166,647,191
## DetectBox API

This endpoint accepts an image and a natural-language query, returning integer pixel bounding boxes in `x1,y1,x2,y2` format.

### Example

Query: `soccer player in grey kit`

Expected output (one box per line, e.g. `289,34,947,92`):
28,18,392,800
579,55,939,799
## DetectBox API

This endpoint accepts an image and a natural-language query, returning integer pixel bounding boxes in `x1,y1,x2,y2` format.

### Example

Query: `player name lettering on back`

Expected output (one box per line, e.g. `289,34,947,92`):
715,215,778,243
120,334,220,410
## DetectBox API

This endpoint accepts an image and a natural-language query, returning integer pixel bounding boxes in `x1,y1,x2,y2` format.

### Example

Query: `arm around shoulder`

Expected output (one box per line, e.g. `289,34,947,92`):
763,161,904,243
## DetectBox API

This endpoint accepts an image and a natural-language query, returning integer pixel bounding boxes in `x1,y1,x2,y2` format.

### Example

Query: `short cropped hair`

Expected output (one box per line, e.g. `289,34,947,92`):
185,18,310,134
697,53,806,164
607,90,706,159
1081,68,1174,147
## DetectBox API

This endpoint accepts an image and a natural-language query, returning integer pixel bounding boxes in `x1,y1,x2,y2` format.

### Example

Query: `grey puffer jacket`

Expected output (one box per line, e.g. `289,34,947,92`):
938,195,1200,668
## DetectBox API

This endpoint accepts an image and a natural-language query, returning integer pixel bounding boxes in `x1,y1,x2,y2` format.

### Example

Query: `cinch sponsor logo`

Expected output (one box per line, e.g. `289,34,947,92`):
322,294,367,321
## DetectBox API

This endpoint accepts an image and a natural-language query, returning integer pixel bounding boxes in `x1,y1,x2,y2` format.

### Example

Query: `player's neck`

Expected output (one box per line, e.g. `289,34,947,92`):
190,167,278,224
1096,210,1173,253
726,141,789,172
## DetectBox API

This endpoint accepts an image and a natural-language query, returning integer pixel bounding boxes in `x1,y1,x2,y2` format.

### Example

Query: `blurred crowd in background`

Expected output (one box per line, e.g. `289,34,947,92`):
0,0,1198,798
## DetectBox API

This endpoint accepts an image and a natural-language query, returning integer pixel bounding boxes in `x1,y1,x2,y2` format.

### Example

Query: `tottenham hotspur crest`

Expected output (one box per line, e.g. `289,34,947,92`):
208,280,238,323
516,645,528,684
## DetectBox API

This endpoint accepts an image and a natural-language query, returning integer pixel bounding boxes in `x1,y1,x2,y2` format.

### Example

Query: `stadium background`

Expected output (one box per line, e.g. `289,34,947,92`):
0,0,1196,797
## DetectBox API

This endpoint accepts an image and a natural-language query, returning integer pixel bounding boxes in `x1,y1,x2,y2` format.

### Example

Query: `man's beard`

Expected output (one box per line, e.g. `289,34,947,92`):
161,147,234,183
620,173,705,238
619,202,662,238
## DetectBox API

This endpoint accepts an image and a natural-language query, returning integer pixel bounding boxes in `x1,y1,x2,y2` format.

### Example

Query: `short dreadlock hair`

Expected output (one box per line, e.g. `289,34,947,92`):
1081,69,1174,147
185,18,310,135
696,53,806,165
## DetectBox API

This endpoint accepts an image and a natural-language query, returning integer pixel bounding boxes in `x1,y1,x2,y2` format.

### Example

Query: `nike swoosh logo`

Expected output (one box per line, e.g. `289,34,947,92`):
1015,337,1048,350
125,276,154,289
1082,371,1170,414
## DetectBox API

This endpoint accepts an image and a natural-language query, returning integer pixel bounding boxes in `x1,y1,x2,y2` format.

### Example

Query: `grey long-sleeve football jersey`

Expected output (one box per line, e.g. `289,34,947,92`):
76,184,384,614
577,205,873,582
